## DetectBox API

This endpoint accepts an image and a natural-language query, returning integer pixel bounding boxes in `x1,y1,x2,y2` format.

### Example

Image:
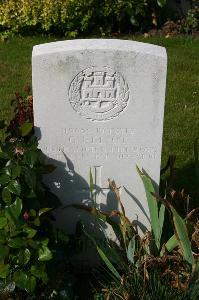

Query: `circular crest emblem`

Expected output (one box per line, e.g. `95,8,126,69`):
69,66,129,121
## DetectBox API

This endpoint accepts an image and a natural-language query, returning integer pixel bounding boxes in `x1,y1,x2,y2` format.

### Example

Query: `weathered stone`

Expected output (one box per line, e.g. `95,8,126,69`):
32,39,167,236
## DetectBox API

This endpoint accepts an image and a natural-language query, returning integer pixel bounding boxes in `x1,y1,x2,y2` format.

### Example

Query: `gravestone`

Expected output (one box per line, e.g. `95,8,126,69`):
32,39,167,236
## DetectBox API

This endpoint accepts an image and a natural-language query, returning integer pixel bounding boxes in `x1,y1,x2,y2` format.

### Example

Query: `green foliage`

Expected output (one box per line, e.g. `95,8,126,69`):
0,130,61,295
0,95,75,297
157,0,167,7
0,0,167,38
84,230,121,281
180,8,199,34
137,166,165,251
97,270,185,300
170,205,194,265
78,169,199,299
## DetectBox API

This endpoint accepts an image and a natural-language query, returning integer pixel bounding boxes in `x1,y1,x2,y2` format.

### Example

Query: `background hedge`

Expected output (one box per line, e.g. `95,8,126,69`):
0,0,169,38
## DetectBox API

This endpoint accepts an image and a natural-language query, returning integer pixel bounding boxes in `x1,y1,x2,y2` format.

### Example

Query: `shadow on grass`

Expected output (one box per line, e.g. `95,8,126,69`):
172,162,199,206
160,159,199,223
159,152,199,243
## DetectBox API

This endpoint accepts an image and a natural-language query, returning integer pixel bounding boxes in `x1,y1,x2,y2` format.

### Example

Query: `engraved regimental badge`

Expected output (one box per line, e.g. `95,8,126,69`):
69,66,129,121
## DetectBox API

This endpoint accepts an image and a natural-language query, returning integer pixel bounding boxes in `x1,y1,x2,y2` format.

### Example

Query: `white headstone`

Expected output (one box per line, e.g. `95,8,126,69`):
32,39,167,235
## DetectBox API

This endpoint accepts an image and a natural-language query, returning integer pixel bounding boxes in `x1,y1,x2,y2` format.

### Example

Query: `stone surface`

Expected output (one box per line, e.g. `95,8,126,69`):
32,39,167,235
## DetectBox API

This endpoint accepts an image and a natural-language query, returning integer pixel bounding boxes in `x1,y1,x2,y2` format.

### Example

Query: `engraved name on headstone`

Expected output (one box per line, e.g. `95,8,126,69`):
32,39,167,234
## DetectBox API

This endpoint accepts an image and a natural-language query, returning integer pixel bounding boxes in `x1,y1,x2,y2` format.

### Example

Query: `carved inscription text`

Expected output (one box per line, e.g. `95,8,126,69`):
43,127,157,161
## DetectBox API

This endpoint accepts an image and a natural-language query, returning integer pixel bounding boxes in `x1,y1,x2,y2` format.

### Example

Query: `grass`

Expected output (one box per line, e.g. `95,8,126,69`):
0,35,198,182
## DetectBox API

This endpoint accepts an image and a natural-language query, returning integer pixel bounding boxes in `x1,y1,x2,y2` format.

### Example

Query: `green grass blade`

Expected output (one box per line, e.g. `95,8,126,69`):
100,244,124,268
96,246,121,280
165,234,178,252
159,203,165,238
84,230,121,280
137,166,160,250
170,206,194,265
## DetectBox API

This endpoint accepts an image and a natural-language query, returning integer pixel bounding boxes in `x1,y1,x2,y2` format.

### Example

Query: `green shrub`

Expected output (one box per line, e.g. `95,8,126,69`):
0,92,75,298
0,0,166,38
180,7,199,34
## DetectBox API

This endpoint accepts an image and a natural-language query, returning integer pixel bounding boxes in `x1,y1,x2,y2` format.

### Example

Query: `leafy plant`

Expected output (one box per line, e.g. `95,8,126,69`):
137,166,165,252
74,167,199,299
0,91,76,298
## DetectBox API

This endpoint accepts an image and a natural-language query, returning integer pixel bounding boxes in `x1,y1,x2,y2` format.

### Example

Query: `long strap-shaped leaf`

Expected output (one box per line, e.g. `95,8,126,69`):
170,206,194,266
137,166,161,250
165,234,178,252
159,203,165,240
84,231,121,280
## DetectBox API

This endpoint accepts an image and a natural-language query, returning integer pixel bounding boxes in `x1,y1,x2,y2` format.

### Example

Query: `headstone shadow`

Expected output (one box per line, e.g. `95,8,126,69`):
123,186,149,234
41,150,119,241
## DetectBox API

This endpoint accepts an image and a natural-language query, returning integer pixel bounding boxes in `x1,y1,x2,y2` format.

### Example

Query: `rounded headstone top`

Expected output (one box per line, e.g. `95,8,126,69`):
32,39,167,59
